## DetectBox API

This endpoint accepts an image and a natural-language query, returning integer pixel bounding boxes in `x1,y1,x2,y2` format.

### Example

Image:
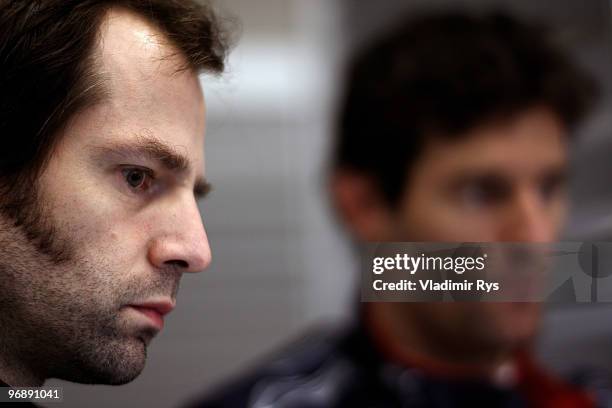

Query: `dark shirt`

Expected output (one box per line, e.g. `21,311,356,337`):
185,319,602,408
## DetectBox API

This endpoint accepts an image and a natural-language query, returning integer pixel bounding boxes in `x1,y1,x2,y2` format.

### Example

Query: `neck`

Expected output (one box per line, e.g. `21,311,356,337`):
0,363,44,387
0,340,45,386
366,303,515,379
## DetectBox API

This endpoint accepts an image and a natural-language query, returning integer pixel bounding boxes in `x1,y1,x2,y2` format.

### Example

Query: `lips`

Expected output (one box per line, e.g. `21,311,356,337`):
127,300,175,331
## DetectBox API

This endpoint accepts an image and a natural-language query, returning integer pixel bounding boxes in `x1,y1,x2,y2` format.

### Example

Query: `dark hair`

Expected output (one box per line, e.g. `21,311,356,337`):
333,11,598,207
0,0,229,215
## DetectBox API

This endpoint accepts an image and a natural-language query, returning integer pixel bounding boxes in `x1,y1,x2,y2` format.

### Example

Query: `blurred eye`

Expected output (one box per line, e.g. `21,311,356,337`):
539,173,566,202
121,167,154,192
458,177,508,209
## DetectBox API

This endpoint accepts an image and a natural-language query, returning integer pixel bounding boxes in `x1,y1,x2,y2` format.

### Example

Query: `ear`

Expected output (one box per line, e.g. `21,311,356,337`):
330,169,396,242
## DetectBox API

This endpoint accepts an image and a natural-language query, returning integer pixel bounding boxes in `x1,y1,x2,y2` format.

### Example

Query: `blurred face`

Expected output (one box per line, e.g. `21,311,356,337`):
393,107,568,356
398,107,567,242
0,9,211,385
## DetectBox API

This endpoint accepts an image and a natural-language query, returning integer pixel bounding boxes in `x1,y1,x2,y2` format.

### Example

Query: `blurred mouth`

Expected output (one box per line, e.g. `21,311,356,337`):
126,300,175,331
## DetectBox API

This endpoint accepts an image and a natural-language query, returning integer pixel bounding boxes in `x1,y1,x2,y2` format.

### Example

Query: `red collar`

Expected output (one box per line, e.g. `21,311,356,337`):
364,305,595,407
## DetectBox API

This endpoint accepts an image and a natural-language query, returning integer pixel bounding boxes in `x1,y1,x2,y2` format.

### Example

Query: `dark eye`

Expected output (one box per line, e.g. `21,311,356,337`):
121,167,153,191
539,173,566,202
458,177,509,209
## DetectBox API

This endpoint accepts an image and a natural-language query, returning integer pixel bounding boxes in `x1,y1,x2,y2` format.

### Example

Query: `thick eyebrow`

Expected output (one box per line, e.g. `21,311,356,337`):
445,163,568,192
95,136,191,171
91,135,210,198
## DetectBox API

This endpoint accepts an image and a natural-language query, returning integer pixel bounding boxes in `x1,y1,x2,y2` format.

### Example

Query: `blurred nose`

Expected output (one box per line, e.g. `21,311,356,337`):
148,195,211,273
501,188,557,242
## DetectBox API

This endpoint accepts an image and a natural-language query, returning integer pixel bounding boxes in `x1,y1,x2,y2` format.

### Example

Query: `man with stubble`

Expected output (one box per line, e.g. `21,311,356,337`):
0,0,228,388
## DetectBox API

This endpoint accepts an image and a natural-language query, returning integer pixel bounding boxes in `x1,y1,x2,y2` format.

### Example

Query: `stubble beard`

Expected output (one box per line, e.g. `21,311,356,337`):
0,183,151,385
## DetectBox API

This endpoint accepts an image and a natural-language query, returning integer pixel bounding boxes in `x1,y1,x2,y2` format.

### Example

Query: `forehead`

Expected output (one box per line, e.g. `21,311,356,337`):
417,107,567,178
87,7,206,166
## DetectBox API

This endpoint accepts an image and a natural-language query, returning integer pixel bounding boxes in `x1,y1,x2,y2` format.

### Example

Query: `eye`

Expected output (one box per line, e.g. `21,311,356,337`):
121,167,154,192
539,173,566,202
458,177,509,209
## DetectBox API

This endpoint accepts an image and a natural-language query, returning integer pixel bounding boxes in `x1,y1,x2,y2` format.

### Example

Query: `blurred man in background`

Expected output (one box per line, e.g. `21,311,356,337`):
0,0,227,389
190,11,602,408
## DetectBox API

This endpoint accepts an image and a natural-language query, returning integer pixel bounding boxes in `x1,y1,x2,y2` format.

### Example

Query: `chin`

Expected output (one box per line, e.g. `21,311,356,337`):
489,303,541,348
61,336,148,385
103,337,148,385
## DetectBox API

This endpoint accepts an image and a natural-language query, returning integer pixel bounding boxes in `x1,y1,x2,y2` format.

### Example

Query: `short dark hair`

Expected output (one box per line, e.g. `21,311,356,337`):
332,11,598,207
0,0,229,215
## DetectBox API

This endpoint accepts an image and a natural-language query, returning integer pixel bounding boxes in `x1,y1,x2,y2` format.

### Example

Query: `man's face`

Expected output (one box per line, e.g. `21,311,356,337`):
393,107,568,354
0,9,210,385
397,107,567,243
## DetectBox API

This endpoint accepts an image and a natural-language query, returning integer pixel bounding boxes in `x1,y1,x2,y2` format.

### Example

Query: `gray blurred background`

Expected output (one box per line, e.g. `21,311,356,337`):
48,0,612,406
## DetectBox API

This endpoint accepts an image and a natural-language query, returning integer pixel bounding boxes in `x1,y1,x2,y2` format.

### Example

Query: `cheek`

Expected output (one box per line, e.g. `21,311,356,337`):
78,223,148,277
47,188,150,280
48,171,148,243
550,200,568,231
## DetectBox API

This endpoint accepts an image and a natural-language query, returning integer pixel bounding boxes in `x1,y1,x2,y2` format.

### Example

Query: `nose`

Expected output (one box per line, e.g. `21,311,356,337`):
148,195,212,273
500,188,558,242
